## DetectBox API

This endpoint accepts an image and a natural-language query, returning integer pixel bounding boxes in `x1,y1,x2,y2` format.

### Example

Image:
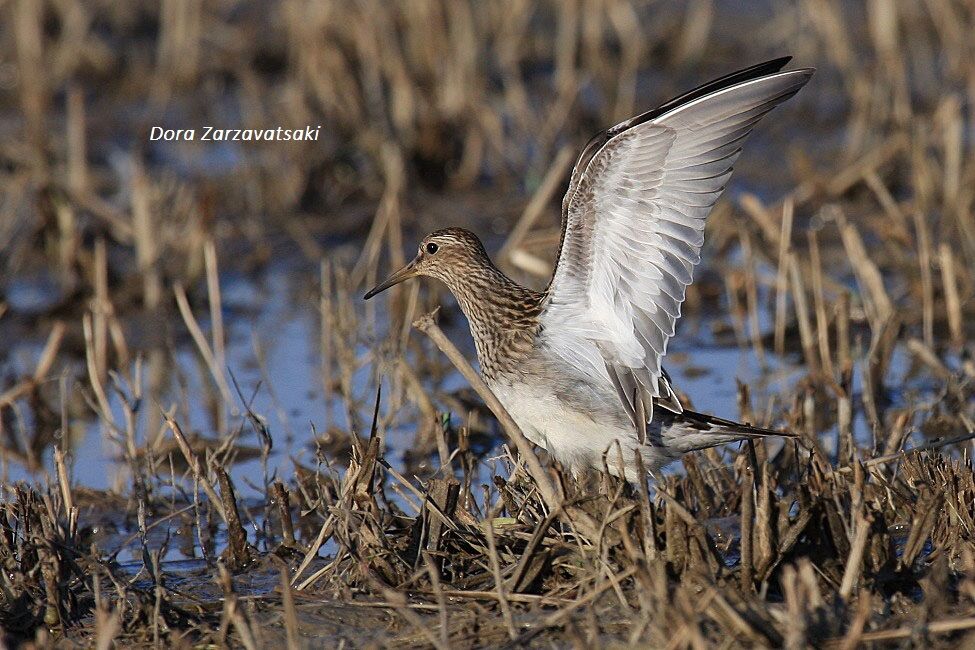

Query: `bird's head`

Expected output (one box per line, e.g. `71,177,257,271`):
363,228,491,299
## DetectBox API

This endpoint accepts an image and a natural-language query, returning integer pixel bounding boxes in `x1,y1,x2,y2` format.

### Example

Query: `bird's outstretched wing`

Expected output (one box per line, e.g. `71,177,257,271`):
539,60,813,426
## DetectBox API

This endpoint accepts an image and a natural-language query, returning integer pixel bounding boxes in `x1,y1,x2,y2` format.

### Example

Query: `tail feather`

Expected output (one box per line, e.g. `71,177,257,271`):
663,408,796,454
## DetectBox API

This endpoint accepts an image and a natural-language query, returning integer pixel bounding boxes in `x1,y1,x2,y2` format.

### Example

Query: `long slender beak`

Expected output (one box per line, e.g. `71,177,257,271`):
363,259,419,299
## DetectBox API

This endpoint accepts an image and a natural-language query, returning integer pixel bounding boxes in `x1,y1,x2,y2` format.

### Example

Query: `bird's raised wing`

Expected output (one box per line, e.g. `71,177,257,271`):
540,61,813,426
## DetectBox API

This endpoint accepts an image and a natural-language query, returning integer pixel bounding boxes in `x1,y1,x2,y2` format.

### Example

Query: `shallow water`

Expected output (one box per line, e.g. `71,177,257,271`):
1,237,923,501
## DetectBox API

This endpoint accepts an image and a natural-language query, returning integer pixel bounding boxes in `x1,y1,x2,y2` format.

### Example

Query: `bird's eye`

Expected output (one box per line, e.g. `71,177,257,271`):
426,242,439,255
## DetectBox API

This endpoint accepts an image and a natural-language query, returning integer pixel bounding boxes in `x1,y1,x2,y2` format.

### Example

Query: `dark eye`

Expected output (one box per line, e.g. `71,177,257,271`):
426,242,439,255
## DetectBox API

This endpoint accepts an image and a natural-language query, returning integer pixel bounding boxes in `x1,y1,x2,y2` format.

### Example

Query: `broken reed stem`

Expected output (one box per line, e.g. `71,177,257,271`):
412,310,560,513
215,466,254,569
273,481,296,546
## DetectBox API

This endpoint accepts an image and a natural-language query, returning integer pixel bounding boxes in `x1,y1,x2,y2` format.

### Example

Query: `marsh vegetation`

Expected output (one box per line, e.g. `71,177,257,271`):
0,0,974,646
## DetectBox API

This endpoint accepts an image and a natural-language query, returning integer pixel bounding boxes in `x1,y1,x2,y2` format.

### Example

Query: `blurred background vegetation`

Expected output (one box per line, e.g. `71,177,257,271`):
2,0,975,646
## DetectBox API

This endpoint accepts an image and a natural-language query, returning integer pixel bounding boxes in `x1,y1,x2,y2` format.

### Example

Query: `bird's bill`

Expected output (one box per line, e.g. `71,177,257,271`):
363,259,419,299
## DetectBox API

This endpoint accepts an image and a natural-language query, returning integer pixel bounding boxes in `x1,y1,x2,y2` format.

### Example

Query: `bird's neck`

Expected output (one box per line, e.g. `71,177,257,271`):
443,263,543,377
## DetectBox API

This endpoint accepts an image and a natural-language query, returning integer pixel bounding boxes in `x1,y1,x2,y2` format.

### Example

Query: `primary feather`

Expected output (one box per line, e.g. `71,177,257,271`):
540,64,814,426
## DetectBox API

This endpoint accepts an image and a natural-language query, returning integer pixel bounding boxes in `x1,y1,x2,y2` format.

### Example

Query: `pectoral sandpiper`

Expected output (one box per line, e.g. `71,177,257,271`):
366,58,813,481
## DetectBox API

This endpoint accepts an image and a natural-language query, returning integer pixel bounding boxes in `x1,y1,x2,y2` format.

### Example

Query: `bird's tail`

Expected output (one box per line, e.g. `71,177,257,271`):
663,408,796,454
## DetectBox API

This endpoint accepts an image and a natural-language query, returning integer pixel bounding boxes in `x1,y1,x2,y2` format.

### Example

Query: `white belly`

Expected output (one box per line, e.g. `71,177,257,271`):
488,381,674,479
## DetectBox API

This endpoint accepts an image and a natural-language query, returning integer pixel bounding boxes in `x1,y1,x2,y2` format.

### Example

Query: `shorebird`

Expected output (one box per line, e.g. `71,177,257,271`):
366,58,813,481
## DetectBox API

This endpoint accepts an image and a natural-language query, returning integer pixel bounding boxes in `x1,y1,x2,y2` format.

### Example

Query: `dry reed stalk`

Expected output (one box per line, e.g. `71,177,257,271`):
376,581,449,650
739,225,766,366
421,553,450,648
911,209,935,348
906,338,953,380
788,253,820,376
0,322,64,412
554,0,579,98
606,1,642,122
54,199,78,289
725,272,748,350
14,0,46,169
838,512,869,599
773,197,795,356
272,481,296,547
203,240,226,380
83,314,113,430
217,562,260,650
66,84,88,195
131,162,162,309
739,193,781,247
939,243,963,347
412,311,559,513
163,414,228,525
836,208,893,332
673,0,713,64
836,291,851,372
780,565,805,649
92,238,109,382
824,134,907,198
279,569,300,650
174,283,236,411
868,0,911,124
157,0,202,88
483,516,517,639
350,147,403,290
837,376,854,465
93,608,120,650
739,466,754,592
499,146,574,265
34,321,65,386
514,566,639,645
863,171,910,242
53,445,76,538
850,616,975,643
318,260,336,430
837,590,872,650
294,453,383,587
215,466,254,569
807,228,834,378
70,192,134,242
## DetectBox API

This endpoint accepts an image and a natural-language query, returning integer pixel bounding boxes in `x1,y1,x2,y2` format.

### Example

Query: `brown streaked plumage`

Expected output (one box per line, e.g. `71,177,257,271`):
365,228,544,378
365,59,814,481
